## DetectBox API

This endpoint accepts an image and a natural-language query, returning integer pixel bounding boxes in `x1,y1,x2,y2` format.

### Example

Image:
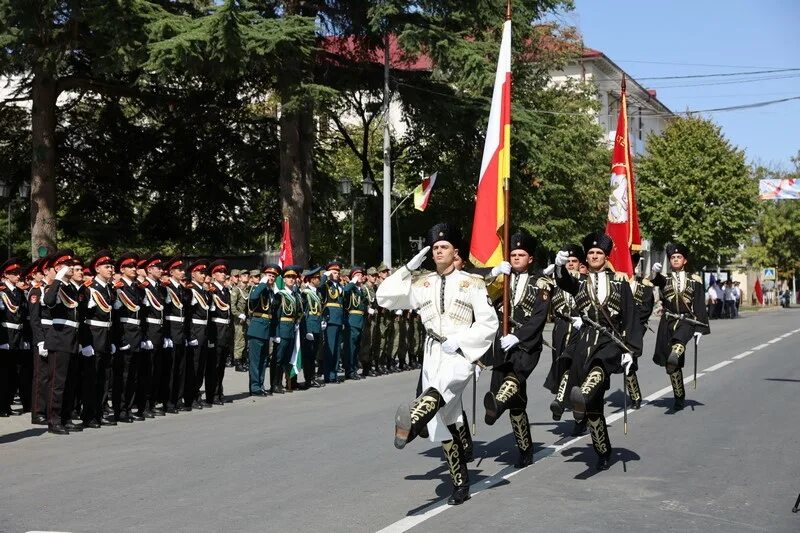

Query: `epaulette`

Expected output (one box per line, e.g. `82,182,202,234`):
412,271,436,288
113,281,124,289
642,278,653,287
614,272,630,283
139,280,150,288
536,276,554,289
691,274,702,283
83,279,92,287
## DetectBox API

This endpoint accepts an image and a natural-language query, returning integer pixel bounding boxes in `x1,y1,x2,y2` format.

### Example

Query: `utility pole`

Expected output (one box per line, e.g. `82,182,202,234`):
382,31,392,267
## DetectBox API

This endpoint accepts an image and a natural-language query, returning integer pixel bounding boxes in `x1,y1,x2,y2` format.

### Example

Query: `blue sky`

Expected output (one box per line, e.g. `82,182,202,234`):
561,0,800,171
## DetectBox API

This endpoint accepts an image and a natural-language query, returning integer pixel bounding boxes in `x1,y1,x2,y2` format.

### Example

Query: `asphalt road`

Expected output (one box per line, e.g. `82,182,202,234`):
1,308,798,532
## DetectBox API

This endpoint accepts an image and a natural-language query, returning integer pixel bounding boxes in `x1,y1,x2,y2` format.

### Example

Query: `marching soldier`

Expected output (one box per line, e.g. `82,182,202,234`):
185,259,211,410
247,264,279,396
626,252,655,409
43,250,83,434
379,223,498,506
163,257,188,412
80,251,116,427
482,231,552,468
29,257,52,425
545,243,586,435
271,265,303,393
207,259,233,404
300,267,324,388
320,261,344,384
553,232,639,470
113,252,143,423
139,255,167,417
0,258,27,417
342,266,368,380
649,243,710,410
230,269,249,372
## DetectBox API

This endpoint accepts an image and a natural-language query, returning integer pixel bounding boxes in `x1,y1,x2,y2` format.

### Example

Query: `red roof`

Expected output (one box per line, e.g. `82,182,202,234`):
320,35,432,72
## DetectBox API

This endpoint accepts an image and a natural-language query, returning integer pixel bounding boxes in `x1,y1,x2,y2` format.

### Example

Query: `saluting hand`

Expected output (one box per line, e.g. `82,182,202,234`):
406,246,430,271
554,250,570,267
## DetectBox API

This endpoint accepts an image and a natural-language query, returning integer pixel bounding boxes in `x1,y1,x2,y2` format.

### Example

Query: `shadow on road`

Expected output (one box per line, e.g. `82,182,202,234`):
562,445,641,479
0,427,47,444
764,378,800,383
649,397,705,414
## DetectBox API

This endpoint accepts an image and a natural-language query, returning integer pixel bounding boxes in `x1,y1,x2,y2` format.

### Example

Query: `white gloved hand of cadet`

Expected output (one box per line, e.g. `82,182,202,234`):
271,337,281,344
0,343,9,350
55,265,71,281
37,341,47,357
621,352,634,376
321,321,327,331
405,246,430,271
305,332,314,341
80,345,94,357
650,262,663,277
555,250,570,267
499,334,520,351
368,307,376,316
491,261,512,277
187,339,199,347
259,275,270,285
570,316,583,330
543,264,555,276
111,344,117,355
693,332,702,345
163,338,171,349
441,338,460,355
238,313,246,321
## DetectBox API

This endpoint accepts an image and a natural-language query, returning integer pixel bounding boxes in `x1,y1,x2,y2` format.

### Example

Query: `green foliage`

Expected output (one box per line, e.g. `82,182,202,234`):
637,116,758,269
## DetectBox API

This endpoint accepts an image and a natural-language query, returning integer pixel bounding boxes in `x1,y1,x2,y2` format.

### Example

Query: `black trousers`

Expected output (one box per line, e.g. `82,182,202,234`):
170,343,186,408
301,333,320,383
32,351,49,421
205,344,228,402
185,344,203,405
13,349,33,412
156,347,172,407
0,349,16,412
113,349,138,416
91,352,112,422
136,348,157,412
46,350,75,426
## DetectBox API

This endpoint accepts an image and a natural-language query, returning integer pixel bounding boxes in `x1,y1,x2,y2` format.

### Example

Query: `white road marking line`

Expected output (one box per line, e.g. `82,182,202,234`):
703,360,733,372
378,327,795,532
779,332,793,338
767,338,781,344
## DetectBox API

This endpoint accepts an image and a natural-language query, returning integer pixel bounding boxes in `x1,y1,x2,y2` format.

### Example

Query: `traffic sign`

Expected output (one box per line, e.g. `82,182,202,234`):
762,267,776,281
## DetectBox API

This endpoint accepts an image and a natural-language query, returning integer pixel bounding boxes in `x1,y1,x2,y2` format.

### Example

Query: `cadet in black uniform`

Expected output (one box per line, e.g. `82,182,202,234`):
113,252,143,423
626,252,655,409
482,231,552,468
163,257,189,412
0,258,27,417
207,259,233,405
29,257,52,425
185,259,211,409
139,255,167,417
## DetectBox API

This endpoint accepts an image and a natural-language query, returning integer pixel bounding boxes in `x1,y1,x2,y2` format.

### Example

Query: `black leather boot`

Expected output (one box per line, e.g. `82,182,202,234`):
442,438,470,505
587,415,612,471
394,388,443,449
626,372,642,409
510,409,533,468
484,374,520,426
550,370,569,421
570,366,605,421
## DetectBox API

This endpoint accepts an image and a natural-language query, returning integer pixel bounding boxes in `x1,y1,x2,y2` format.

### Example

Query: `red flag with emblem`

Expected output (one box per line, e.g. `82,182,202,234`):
605,78,642,277
279,218,294,268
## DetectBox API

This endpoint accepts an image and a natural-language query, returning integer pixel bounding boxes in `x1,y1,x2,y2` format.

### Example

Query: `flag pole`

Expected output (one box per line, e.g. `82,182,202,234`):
502,0,512,337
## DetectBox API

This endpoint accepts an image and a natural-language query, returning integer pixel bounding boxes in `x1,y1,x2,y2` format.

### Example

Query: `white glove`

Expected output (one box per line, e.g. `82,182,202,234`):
38,341,48,357
499,334,520,351
555,250,570,267
188,339,199,347
368,308,376,316
55,265,71,281
441,338,460,355
305,332,314,341
570,316,583,330
321,321,327,331
139,340,152,350
163,338,171,349
0,343,9,350
238,313,246,321
208,341,215,348
271,337,281,344
167,338,174,348
111,344,117,355
543,264,555,276
651,262,663,276
491,261,512,277
405,245,430,271
22,341,30,350
119,344,131,351
81,345,94,357
259,275,270,284
621,352,634,376
693,332,702,345
395,309,403,316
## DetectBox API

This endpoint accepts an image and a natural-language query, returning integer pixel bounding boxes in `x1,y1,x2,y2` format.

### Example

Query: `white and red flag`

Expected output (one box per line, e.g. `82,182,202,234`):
469,18,511,268
413,172,438,211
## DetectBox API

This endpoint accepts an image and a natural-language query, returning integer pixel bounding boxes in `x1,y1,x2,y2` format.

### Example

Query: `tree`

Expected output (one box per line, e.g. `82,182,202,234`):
637,116,758,270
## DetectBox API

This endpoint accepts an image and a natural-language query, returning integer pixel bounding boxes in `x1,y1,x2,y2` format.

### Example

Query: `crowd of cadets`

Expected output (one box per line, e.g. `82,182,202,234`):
0,251,427,433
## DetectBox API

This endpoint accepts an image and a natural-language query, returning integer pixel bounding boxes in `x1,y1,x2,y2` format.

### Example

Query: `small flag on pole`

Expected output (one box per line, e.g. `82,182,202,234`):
289,329,303,378
278,217,294,269
413,172,438,211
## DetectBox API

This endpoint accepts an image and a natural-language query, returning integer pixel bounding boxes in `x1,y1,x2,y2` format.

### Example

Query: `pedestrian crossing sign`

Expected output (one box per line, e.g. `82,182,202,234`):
762,268,776,280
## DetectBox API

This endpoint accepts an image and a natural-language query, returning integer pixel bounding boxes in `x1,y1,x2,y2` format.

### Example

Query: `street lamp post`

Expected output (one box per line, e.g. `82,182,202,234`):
339,178,377,266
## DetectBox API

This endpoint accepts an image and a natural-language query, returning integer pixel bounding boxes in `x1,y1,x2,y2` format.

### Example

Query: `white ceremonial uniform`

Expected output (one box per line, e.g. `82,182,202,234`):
377,266,498,442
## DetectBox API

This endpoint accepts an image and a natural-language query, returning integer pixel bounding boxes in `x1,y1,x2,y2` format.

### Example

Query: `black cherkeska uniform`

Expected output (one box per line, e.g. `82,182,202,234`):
206,261,233,404
139,272,167,415
0,273,28,416
650,243,710,410
555,232,641,470
185,269,210,409
112,259,144,423
163,269,189,411
625,273,655,408
483,247,552,468
29,278,50,424
79,270,116,426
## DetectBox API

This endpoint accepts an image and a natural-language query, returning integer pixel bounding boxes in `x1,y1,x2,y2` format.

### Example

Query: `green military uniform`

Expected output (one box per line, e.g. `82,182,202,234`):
321,261,345,383
377,263,402,372
270,265,304,393
229,269,249,371
405,309,424,369
247,265,279,396
361,268,379,376
339,268,351,375
342,267,368,380
300,267,324,388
